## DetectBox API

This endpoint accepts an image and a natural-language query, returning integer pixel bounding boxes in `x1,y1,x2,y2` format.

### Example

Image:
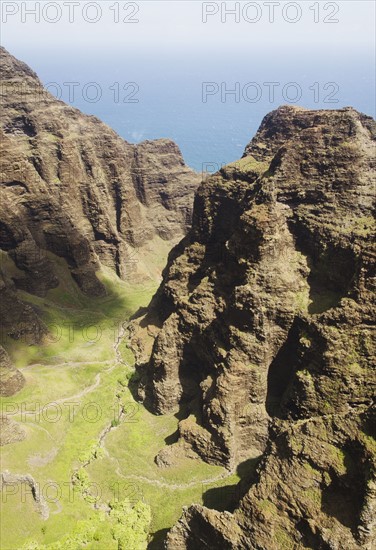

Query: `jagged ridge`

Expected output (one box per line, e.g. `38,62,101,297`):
0,46,200,346
130,105,376,549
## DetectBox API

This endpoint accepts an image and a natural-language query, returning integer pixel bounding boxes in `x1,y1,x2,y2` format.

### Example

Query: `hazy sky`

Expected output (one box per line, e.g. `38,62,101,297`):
1,1,374,169
1,1,375,56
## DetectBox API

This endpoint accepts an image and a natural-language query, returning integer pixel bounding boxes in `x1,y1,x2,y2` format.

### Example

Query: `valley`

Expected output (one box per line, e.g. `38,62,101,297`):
0,46,374,550
0,256,242,549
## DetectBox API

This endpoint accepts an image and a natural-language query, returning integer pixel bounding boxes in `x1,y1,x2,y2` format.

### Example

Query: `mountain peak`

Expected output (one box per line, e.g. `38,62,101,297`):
0,46,41,82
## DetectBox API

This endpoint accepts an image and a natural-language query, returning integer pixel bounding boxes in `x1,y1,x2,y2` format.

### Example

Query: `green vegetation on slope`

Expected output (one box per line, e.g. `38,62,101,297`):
0,257,240,549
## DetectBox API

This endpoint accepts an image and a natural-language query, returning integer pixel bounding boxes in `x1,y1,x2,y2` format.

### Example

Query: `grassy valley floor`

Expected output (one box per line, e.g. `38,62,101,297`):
0,259,240,549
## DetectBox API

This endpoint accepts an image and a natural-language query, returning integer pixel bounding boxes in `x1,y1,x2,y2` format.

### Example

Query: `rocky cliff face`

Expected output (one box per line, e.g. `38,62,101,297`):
0,47,199,356
0,46,199,299
130,106,376,548
0,345,24,397
0,343,25,445
0,47,199,403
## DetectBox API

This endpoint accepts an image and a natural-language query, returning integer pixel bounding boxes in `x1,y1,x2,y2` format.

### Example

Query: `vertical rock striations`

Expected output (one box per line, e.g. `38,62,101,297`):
0,47,200,352
0,46,200,298
130,106,375,548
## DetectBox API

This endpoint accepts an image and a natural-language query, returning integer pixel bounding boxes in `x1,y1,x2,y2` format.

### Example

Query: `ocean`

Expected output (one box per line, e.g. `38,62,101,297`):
10,48,376,173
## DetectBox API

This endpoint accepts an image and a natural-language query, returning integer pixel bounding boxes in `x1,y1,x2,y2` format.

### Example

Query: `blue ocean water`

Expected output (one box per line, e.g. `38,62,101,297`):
10,48,376,173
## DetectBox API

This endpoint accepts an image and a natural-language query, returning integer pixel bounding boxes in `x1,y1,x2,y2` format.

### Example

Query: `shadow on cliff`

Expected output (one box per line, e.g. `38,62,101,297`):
202,456,261,513
287,218,357,315
265,318,301,419
146,457,262,549
147,528,169,550
130,305,149,321
321,441,368,532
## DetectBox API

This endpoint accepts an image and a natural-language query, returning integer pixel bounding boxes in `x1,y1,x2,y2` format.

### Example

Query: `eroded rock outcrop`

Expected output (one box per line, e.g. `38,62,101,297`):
0,46,199,298
0,46,199,348
0,416,26,446
167,408,375,549
0,470,49,519
0,345,25,397
0,267,47,344
130,106,376,548
0,341,26,431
